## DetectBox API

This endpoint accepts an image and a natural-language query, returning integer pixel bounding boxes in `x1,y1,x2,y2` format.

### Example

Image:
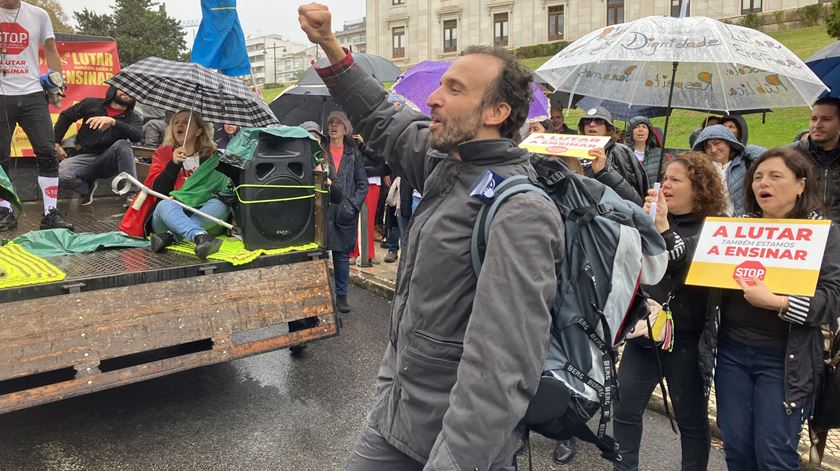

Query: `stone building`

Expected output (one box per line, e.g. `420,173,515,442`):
364,0,827,66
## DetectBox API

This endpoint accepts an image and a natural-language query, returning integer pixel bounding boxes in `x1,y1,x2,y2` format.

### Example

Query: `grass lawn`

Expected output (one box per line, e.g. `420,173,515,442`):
261,86,285,104
521,25,834,150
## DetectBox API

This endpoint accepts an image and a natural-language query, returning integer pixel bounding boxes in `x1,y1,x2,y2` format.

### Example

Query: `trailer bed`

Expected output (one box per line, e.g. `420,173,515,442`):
0,195,337,414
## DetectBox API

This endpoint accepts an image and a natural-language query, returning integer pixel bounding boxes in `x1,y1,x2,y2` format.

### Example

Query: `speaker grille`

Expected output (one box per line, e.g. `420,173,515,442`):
247,177,313,243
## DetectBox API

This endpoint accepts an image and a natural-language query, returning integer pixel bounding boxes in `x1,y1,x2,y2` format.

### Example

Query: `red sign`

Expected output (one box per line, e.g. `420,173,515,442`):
42,185,58,199
733,260,766,282
0,23,29,55
11,39,120,157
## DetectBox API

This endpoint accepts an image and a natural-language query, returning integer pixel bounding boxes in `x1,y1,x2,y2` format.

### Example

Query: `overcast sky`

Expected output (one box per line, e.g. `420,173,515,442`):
57,1,366,45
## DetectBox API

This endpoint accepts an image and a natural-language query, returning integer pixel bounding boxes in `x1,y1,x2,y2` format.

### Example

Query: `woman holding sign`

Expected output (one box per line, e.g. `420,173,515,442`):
613,152,728,471
699,148,840,470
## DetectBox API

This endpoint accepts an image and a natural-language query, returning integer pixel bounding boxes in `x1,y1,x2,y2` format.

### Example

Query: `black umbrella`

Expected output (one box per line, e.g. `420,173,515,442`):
270,85,342,130
296,53,401,86
106,57,279,128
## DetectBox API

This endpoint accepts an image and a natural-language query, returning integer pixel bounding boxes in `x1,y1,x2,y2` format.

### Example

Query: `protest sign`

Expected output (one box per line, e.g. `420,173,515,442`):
685,217,831,296
11,39,120,157
518,133,610,160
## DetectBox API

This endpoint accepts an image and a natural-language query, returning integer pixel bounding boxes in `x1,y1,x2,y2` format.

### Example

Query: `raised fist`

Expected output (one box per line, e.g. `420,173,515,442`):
299,3,334,45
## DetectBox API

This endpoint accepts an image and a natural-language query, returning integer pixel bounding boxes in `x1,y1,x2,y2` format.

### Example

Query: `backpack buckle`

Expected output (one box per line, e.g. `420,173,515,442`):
540,171,565,187
596,203,609,215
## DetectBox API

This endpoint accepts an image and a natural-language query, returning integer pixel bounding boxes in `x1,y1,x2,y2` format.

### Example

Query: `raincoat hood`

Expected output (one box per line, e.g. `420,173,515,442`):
103,85,137,112
691,124,745,154
627,116,661,149
721,114,749,146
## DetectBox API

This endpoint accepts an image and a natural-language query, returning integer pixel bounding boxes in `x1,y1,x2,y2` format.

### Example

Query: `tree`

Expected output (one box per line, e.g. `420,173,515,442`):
72,8,113,37
28,0,73,34
74,0,187,66
828,0,840,40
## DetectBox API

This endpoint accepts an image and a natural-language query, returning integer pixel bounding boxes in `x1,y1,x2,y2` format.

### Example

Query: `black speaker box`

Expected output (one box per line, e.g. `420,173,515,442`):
236,133,315,250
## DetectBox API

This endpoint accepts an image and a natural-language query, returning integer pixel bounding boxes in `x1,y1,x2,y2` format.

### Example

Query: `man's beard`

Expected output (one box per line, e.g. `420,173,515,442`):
429,110,482,153
113,95,134,107
811,131,839,148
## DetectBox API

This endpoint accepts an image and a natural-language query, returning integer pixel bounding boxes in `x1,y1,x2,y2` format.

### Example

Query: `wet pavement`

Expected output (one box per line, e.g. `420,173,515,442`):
1,285,727,470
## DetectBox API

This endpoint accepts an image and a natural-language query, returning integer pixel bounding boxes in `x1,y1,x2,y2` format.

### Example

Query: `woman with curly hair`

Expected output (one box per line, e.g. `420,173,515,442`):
613,152,728,471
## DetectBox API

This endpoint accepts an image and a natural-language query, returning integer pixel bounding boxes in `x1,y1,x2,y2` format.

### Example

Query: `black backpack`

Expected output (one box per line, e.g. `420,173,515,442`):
472,156,667,462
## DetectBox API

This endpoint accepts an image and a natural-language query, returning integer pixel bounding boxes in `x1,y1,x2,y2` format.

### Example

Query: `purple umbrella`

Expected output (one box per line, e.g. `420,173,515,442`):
392,60,550,120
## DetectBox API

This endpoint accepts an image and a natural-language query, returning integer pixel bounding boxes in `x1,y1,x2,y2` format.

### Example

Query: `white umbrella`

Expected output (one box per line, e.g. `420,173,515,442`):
537,15,828,177
538,16,827,112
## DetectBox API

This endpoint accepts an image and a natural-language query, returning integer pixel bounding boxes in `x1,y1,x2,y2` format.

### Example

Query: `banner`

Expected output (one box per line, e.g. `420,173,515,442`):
518,133,610,160
685,217,832,296
12,39,120,157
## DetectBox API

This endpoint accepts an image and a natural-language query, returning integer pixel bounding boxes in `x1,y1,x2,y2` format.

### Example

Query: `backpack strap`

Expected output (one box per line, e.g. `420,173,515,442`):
470,175,551,276
571,315,617,442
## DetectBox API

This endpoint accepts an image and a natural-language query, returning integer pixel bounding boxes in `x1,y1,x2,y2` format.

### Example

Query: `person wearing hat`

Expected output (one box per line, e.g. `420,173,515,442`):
324,111,368,313
578,106,649,201
299,120,342,205
627,116,664,185
299,120,326,149
692,124,753,216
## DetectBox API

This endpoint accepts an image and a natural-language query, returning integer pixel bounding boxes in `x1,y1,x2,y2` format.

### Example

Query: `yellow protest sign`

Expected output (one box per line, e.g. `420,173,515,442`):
685,217,832,296
518,133,610,160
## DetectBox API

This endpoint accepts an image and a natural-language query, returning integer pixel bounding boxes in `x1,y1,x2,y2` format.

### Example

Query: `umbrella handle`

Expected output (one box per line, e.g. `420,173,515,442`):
111,172,234,230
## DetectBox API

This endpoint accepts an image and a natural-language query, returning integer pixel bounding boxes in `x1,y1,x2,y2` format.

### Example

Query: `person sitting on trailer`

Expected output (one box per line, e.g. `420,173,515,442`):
119,109,237,260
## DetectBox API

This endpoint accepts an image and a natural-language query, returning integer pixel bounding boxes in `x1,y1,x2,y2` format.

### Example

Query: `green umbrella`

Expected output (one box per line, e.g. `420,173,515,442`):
0,166,21,210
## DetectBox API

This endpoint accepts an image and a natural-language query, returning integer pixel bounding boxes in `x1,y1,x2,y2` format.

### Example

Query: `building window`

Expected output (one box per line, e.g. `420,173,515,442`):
547,5,564,41
494,13,509,47
741,0,762,13
671,0,690,16
392,26,405,58
392,0,404,4
607,0,624,25
443,19,457,53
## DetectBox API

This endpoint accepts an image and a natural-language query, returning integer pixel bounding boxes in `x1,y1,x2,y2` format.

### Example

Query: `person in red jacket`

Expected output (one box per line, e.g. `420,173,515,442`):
119,110,234,259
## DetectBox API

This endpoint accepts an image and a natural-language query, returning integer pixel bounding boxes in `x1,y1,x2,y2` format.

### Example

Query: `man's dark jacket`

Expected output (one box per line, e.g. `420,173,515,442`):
790,138,840,222
54,86,143,155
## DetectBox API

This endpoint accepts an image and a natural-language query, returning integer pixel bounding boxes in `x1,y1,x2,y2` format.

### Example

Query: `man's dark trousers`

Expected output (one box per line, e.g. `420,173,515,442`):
59,140,137,195
0,92,59,177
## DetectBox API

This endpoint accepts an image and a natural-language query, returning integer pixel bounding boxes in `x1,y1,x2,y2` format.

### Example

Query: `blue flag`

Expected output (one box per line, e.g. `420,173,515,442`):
191,0,251,77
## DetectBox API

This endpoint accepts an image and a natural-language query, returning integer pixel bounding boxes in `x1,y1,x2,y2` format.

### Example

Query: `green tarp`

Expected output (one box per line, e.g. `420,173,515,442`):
13,229,149,258
0,165,21,209
169,152,231,208
221,125,320,169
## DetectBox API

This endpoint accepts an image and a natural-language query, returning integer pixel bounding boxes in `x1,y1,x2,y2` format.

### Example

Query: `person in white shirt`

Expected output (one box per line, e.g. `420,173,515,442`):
0,0,73,231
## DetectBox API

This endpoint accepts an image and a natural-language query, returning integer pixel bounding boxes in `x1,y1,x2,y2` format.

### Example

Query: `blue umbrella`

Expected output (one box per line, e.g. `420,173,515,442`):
806,41,840,98
190,0,251,77
574,96,668,122
574,96,771,122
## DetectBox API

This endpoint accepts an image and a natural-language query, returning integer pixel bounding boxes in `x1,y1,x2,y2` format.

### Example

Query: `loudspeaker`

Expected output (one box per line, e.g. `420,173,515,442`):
236,133,315,250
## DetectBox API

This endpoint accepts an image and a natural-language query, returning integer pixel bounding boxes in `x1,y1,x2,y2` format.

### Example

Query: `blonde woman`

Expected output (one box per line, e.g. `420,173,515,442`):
119,110,232,259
